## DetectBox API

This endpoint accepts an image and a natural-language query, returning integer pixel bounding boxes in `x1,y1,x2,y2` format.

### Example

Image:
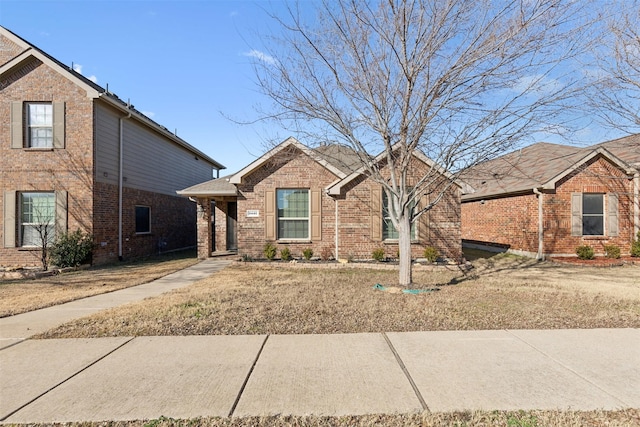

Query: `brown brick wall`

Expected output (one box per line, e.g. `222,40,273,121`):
338,159,461,261
234,148,461,261
236,148,338,259
2,57,200,267
0,35,24,66
1,59,95,267
462,156,636,257
93,182,197,263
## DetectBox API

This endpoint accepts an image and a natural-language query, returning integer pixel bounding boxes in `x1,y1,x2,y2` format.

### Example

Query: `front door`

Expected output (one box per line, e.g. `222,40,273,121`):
226,201,237,251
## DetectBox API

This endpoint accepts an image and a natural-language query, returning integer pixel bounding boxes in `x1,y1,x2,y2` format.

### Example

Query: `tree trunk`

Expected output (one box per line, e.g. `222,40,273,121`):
397,214,412,287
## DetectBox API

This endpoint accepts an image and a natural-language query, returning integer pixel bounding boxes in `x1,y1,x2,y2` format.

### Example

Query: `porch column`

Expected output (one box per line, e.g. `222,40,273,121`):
196,197,212,259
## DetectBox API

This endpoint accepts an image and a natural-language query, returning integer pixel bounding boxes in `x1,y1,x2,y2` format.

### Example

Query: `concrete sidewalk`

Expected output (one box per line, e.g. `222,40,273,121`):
1,329,638,423
0,258,232,348
0,259,638,423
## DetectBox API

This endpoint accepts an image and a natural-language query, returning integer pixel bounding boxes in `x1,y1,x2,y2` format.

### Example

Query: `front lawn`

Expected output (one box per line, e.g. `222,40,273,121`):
36,256,640,339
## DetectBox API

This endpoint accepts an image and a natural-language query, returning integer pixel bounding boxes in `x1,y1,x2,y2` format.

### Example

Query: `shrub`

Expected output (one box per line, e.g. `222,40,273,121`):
263,242,277,260
49,229,93,268
302,248,314,260
632,231,640,257
320,246,333,261
280,247,292,261
604,244,621,259
576,245,595,260
423,246,439,263
372,247,385,262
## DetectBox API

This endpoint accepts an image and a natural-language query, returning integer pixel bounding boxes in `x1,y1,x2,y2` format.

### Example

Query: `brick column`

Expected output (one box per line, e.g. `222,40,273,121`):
196,197,212,259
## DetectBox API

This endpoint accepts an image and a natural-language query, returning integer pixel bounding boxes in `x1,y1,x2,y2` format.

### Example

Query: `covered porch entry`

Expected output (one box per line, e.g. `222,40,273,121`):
176,177,238,259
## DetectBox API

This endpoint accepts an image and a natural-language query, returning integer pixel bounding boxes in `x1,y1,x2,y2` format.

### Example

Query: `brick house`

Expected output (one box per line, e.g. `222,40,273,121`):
461,136,640,258
1,26,224,267
178,137,463,261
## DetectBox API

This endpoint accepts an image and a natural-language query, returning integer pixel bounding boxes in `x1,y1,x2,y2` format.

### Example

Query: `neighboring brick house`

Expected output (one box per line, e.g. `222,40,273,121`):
178,137,463,261
1,26,224,267
461,136,640,258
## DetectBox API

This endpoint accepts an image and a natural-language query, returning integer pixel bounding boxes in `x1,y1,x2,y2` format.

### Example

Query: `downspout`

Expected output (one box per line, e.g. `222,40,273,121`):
334,197,339,261
118,105,132,261
533,188,544,260
634,172,639,238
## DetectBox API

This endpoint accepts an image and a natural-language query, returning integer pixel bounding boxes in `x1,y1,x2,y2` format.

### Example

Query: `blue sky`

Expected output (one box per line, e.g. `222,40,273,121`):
0,1,630,174
0,0,293,173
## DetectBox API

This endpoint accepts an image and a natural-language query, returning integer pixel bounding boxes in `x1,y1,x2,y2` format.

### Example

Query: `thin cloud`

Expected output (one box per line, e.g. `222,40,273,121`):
72,63,98,83
243,49,277,65
142,111,156,118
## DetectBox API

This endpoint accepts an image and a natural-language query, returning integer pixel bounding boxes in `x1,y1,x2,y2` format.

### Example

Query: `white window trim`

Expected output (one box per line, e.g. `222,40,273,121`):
276,188,310,240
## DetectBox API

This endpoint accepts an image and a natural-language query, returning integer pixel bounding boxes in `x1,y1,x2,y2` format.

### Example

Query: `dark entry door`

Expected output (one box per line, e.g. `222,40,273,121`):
226,202,237,251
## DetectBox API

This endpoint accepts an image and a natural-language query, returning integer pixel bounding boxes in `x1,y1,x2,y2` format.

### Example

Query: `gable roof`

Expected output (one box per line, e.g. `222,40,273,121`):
327,145,464,196
461,140,638,202
590,134,640,167
0,25,225,171
228,137,347,184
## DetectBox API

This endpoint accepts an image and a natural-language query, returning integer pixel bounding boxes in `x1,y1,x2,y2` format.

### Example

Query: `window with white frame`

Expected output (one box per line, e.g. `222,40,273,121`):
135,206,151,234
20,192,55,246
382,191,416,240
277,189,309,239
26,103,53,148
582,193,604,235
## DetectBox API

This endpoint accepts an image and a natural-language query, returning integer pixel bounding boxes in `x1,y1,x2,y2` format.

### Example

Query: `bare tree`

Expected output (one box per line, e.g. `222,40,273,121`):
252,0,596,286
590,1,640,132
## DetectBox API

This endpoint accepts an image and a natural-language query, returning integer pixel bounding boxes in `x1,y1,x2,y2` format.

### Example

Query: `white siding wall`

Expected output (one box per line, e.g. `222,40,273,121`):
95,103,216,195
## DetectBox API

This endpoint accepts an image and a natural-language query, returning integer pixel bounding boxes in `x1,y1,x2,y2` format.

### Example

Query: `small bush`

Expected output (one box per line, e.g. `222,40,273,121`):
263,242,277,260
302,248,314,260
280,247,292,261
423,246,440,263
604,244,621,259
576,245,595,260
372,247,385,262
49,229,93,268
241,254,254,262
320,246,333,261
632,231,640,257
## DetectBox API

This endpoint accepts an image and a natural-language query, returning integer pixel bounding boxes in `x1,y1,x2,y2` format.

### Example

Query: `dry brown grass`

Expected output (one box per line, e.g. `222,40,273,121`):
37,255,640,339
17,408,640,426
0,251,199,317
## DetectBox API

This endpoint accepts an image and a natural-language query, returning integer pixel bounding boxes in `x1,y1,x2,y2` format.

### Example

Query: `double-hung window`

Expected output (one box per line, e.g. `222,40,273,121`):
27,103,53,148
277,189,309,239
20,192,55,246
582,194,604,236
382,191,416,240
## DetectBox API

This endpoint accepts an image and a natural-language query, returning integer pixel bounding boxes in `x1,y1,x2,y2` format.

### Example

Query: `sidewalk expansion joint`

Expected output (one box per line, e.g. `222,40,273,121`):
228,334,269,417
0,336,135,422
504,329,631,407
382,332,429,412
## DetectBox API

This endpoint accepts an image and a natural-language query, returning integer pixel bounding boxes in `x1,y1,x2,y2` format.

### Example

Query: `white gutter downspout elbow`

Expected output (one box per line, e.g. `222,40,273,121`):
118,107,132,261
533,188,544,261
